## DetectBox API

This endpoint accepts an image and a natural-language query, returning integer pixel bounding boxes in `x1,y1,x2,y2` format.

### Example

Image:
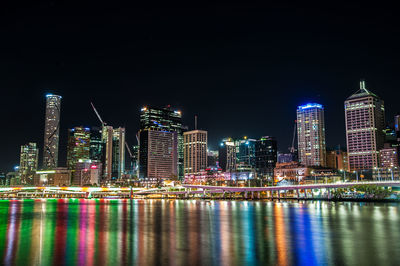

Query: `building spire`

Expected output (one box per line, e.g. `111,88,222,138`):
360,79,366,91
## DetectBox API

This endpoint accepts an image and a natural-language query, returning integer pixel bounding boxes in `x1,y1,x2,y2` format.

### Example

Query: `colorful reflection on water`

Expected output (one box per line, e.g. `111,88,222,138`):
0,199,399,265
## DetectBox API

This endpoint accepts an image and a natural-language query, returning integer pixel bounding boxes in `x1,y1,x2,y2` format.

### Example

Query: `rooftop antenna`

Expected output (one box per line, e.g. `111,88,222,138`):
360,79,366,91
195,115,198,130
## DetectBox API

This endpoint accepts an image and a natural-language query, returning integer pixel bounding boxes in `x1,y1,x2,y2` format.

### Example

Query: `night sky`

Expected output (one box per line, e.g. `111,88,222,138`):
1,3,400,171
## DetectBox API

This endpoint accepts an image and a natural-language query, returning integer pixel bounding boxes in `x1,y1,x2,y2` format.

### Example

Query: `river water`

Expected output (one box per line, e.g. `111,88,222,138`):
0,199,399,265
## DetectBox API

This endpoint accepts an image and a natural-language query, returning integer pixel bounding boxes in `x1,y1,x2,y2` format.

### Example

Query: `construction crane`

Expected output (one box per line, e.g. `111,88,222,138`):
91,102,107,127
289,120,297,153
91,101,136,163
125,142,134,158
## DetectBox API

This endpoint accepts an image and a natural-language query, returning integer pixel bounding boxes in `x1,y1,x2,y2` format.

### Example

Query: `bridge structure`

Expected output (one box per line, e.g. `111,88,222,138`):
0,186,150,199
0,181,399,199
171,181,400,200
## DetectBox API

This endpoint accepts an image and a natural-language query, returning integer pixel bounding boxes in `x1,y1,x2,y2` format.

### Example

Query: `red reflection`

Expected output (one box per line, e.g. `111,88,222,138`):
54,199,68,264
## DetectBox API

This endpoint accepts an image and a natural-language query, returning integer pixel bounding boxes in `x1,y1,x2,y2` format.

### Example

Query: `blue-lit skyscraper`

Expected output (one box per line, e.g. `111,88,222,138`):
297,103,326,167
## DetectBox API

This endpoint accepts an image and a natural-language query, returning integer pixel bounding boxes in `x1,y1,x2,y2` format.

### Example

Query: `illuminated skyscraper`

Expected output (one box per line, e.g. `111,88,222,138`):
19,142,39,184
140,106,186,179
218,138,236,172
43,94,62,169
112,127,125,179
138,129,178,181
89,126,104,161
183,130,207,175
66,127,91,170
345,80,385,170
102,126,126,180
297,103,326,167
255,136,277,179
235,137,257,171
102,125,113,180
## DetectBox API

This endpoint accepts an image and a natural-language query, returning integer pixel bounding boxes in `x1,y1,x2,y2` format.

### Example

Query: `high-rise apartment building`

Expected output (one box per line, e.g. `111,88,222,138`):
255,136,277,179
43,94,62,169
138,129,178,180
140,106,186,179
66,127,91,169
345,80,385,170
183,130,207,175
218,138,236,172
19,142,39,184
297,103,326,167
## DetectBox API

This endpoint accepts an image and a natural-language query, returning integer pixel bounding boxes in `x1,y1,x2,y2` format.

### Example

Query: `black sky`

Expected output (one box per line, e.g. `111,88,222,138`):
1,3,400,171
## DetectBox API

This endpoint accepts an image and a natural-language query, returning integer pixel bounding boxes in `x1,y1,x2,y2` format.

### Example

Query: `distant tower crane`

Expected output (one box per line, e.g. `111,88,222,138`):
90,102,135,174
289,120,297,154
91,102,107,127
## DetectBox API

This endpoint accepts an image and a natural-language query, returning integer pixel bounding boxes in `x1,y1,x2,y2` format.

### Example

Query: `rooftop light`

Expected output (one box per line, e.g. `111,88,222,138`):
298,103,323,110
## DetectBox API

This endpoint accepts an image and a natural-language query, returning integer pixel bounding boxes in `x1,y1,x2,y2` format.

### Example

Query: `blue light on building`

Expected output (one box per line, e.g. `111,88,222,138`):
298,103,323,110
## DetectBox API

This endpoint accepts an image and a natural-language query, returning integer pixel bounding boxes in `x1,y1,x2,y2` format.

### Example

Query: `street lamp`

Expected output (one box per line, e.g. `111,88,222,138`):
354,171,358,182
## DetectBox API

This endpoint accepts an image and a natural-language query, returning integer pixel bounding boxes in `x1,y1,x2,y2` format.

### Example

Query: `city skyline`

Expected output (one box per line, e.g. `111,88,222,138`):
2,4,400,171
1,81,399,172
1,4,400,266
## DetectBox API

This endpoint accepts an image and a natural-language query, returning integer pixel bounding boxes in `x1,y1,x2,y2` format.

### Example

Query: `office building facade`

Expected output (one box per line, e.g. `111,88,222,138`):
112,127,125,179
235,137,257,171
255,136,277,179
218,138,236,172
43,94,62,169
379,147,399,168
345,80,385,170
72,159,102,186
90,126,104,161
297,103,326,167
139,129,178,180
19,142,39,184
183,130,207,175
207,150,219,167
66,127,91,170
102,125,113,180
326,149,348,171
140,106,186,179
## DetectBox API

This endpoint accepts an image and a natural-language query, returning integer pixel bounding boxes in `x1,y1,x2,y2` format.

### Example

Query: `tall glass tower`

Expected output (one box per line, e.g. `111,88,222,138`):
297,103,326,167
66,127,91,169
20,142,39,184
43,94,62,169
139,106,186,180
